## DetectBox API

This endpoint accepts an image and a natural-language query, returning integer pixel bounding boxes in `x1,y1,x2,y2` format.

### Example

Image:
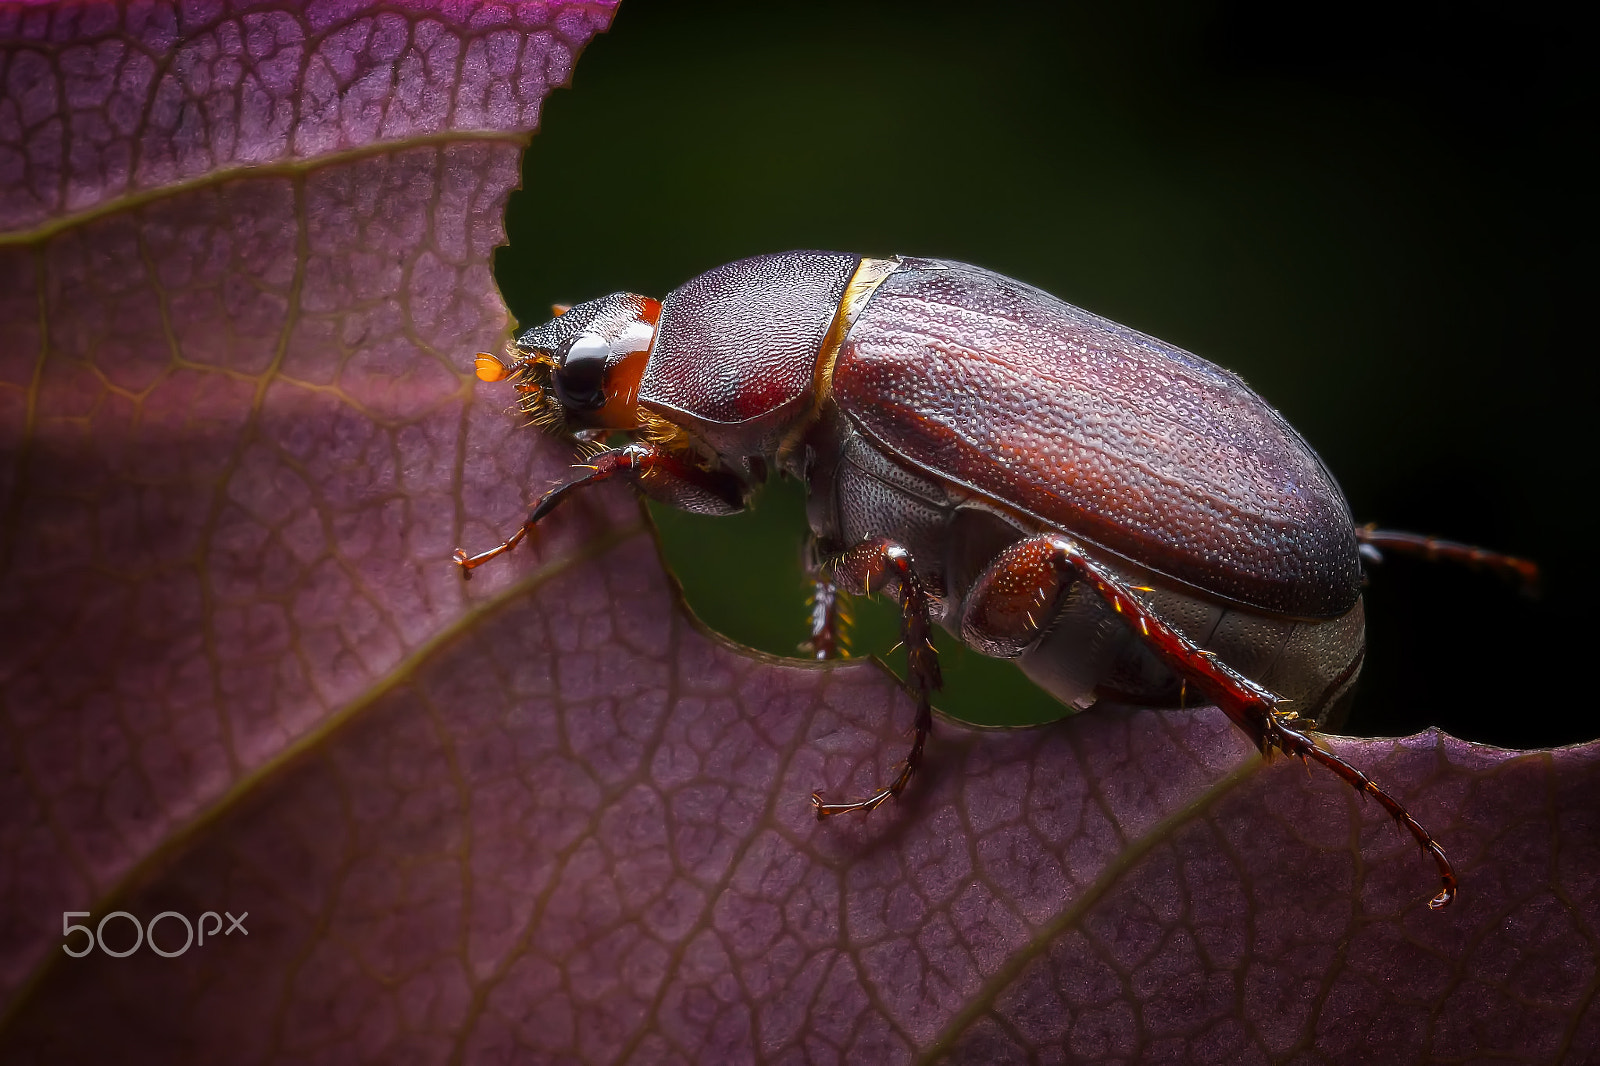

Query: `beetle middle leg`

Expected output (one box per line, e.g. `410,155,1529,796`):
452,442,745,577
811,536,942,818
964,534,1458,910
800,536,851,660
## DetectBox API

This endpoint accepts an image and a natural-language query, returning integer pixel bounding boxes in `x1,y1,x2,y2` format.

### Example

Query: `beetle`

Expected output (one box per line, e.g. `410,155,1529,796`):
456,251,1538,910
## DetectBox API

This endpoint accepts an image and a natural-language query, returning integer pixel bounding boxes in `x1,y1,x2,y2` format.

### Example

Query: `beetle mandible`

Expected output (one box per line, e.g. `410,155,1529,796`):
457,252,1538,911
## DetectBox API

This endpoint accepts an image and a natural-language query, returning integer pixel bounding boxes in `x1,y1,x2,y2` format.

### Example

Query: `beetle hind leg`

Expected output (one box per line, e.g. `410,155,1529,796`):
1357,524,1539,595
999,533,1458,911
811,537,941,818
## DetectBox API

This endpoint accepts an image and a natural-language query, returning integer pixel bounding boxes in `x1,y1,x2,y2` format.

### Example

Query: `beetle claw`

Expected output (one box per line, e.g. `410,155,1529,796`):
812,785,900,818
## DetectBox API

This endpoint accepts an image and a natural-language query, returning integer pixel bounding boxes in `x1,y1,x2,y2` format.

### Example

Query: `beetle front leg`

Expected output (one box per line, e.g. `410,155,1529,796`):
452,442,744,578
812,537,942,818
975,534,1458,911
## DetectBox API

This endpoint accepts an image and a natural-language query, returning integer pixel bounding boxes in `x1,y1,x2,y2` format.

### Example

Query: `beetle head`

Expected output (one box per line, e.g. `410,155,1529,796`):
477,292,661,434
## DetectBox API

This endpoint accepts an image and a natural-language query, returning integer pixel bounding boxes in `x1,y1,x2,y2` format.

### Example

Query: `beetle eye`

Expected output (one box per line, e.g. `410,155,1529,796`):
552,333,610,410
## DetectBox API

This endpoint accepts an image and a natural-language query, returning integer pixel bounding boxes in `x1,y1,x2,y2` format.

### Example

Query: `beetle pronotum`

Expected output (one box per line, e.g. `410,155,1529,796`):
459,252,1536,910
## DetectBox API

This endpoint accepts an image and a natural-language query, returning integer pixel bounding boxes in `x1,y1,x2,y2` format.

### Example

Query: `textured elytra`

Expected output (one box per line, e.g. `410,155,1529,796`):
836,259,1362,619
2,1,1598,1063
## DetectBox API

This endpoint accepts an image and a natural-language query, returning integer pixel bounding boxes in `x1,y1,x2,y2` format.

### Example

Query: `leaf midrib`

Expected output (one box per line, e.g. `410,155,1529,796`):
0,130,528,248
916,748,1263,1063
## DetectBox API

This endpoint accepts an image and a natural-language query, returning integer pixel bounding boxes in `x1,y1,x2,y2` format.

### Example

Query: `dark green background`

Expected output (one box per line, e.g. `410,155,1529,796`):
496,1,1590,745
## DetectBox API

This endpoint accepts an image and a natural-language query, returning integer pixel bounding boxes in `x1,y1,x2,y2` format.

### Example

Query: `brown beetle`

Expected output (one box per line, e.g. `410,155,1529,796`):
458,252,1537,910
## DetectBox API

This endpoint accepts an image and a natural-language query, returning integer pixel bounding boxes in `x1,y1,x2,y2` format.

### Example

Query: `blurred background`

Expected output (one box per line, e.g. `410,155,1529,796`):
496,0,1590,746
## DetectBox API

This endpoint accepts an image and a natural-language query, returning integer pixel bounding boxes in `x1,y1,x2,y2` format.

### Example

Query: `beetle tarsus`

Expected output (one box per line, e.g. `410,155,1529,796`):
811,767,906,818
1264,717,1458,910
813,716,930,819
451,530,529,579
812,538,939,816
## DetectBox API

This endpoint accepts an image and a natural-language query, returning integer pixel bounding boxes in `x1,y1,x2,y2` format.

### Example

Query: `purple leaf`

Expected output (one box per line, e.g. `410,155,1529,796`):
2,2,1597,1063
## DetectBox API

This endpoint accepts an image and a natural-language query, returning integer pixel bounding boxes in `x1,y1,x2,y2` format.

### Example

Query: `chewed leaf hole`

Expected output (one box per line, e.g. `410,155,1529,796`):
648,477,1072,728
